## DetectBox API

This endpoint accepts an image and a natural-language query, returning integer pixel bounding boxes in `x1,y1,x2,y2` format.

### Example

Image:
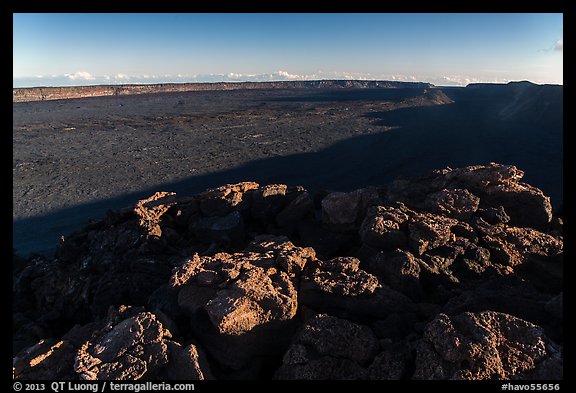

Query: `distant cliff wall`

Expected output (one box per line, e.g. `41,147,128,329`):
13,80,433,102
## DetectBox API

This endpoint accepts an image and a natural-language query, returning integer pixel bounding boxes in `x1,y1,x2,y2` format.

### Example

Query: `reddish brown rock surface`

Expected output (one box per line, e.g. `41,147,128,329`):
413,311,562,380
14,306,211,381
13,164,562,380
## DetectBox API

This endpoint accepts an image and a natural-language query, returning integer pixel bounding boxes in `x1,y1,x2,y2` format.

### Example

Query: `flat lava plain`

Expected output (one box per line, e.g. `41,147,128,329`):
13,84,562,256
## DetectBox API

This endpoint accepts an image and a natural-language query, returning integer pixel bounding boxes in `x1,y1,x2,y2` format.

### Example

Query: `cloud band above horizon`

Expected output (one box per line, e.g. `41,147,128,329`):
14,69,550,89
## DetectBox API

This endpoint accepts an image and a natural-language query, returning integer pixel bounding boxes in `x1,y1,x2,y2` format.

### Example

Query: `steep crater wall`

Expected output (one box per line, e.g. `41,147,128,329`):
13,80,433,102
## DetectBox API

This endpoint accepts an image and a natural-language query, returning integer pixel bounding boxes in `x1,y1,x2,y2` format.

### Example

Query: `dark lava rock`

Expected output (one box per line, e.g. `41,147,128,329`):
198,182,259,217
160,341,213,380
321,187,381,233
15,191,184,330
14,339,78,380
134,191,178,237
74,310,167,380
477,206,511,225
300,256,416,320
473,218,563,267
13,163,563,380
369,249,423,301
413,311,562,380
250,184,288,222
15,306,211,381
168,236,315,371
72,306,211,380
367,343,414,380
442,278,563,345
296,220,357,259
275,314,416,380
424,188,480,220
275,191,314,228
359,205,409,250
190,210,245,248
171,239,309,335
388,163,552,229
407,211,458,255
275,314,379,379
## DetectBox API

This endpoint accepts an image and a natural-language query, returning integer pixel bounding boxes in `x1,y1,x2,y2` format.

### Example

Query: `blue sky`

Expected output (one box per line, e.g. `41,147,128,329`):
13,13,563,87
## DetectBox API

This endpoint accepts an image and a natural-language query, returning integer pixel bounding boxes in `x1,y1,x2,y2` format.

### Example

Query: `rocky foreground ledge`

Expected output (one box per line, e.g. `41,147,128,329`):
13,163,563,380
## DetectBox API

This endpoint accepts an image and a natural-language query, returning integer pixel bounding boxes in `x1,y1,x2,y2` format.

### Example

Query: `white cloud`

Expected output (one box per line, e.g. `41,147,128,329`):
426,74,512,86
554,39,563,51
539,39,563,52
439,75,481,86
275,70,305,80
13,70,533,88
394,75,414,81
64,71,96,81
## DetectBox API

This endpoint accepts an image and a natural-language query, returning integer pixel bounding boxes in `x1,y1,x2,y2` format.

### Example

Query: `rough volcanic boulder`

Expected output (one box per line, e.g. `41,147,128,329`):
359,203,461,257
189,183,313,246
13,311,107,380
171,244,304,335
367,343,414,380
198,182,259,217
275,314,379,379
473,218,563,267
388,163,552,229
205,267,297,336
14,339,78,380
359,204,410,250
168,236,316,371
369,249,423,301
408,211,459,255
443,278,563,344
160,341,212,380
245,235,316,278
15,246,173,323
413,311,562,380
250,185,314,231
134,191,178,237
302,257,379,296
14,306,211,381
368,245,473,304
450,242,503,279
73,306,210,380
444,164,552,228
424,188,480,220
321,187,381,232
74,309,165,380
300,256,415,320
16,191,186,329
250,184,288,222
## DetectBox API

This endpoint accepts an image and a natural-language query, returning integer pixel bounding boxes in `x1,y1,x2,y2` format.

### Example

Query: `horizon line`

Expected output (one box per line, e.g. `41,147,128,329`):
12,78,563,90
